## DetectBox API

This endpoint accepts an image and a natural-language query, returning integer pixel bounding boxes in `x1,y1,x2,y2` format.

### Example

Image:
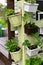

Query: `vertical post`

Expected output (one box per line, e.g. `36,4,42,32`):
14,0,17,13
7,0,15,39
18,0,25,65
22,0,25,65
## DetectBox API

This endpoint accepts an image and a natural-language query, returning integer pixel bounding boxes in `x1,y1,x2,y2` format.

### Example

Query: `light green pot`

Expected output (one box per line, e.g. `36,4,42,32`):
10,48,22,62
8,13,21,27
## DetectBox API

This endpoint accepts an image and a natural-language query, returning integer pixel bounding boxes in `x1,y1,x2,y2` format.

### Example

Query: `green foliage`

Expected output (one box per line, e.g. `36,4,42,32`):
24,21,35,27
23,12,33,22
0,4,8,27
5,9,15,16
26,57,43,65
0,4,15,27
0,17,7,28
31,33,43,48
26,59,30,65
23,40,37,49
0,4,7,17
25,0,35,4
23,40,31,48
23,33,43,49
0,5,15,17
5,38,19,52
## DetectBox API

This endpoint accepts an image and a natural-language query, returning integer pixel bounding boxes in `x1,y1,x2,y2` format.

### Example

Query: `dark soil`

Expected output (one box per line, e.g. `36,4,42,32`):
16,47,20,52
28,45,37,50
24,26,39,35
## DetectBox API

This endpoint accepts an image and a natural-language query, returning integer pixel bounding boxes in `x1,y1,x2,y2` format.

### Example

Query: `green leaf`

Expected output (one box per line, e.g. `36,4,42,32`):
5,38,19,52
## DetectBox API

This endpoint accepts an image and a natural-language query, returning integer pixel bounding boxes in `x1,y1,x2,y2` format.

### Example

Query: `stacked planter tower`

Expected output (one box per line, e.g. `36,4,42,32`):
8,0,40,65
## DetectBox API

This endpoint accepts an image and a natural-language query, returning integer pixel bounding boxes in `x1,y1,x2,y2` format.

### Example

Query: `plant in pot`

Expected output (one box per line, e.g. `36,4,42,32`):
24,0,39,12
23,33,43,56
5,9,15,16
26,57,43,65
32,33,43,49
5,38,22,62
6,9,21,27
31,33,43,50
23,12,33,22
24,21,39,35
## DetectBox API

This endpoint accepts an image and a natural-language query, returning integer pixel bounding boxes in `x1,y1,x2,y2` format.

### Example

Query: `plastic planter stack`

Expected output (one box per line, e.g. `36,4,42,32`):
8,0,39,65
24,0,39,57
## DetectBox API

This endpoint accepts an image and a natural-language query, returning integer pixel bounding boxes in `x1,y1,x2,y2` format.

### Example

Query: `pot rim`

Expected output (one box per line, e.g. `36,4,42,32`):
10,48,21,54
26,46,40,51
25,26,38,29
8,12,21,18
24,2,39,6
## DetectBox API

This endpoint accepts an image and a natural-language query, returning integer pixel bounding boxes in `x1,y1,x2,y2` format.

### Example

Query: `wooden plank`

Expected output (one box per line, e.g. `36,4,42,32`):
0,52,12,65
